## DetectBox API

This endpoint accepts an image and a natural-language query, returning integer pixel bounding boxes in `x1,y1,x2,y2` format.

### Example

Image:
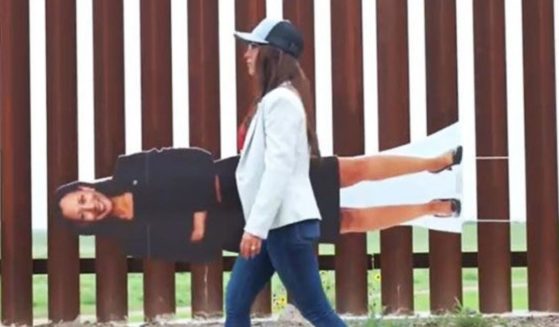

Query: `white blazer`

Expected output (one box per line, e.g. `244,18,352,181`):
235,85,321,239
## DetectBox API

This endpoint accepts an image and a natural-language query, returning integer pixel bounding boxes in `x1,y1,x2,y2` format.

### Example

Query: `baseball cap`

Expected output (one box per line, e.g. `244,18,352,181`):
234,18,304,58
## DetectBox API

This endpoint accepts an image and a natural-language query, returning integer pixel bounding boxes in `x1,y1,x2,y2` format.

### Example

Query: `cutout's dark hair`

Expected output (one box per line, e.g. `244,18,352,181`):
54,178,129,237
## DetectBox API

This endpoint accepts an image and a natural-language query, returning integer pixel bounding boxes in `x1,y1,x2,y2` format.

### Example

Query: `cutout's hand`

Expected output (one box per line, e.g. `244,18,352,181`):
214,175,222,203
239,232,262,259
190,211,207,242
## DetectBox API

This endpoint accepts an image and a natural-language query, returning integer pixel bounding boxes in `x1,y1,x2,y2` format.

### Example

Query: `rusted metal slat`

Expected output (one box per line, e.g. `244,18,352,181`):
522,0,559,311
235,0,266,127
93,0,128,321
376,0,414,314
472,0,511,313
332,0,368,315
424,0,462,313
188,0,223,318
0,0,33,324
284,0,316,125
140,0,176,320
45,0,81,322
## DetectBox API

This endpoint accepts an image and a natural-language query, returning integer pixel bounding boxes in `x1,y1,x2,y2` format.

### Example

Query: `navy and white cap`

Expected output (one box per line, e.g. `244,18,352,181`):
234,18,304,59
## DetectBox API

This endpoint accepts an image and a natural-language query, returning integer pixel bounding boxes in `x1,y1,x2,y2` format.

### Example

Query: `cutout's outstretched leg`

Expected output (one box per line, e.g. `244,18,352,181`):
339,199,460,233
338,146,462,187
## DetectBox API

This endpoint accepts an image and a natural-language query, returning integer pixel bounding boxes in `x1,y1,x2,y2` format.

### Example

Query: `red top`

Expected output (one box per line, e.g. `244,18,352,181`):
237,123,247,153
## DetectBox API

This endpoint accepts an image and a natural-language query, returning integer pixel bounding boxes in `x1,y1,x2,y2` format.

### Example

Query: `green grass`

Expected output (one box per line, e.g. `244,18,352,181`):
28,224,529,321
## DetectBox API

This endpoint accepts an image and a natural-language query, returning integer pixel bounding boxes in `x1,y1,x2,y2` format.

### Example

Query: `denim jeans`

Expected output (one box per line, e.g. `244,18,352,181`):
225,219,346,327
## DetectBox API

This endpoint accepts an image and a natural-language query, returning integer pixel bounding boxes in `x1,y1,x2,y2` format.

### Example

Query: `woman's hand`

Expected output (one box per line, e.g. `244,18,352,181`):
239,232,262,259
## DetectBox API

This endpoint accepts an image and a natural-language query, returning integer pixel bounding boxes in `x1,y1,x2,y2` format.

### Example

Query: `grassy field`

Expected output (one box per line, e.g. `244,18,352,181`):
28,223,528,321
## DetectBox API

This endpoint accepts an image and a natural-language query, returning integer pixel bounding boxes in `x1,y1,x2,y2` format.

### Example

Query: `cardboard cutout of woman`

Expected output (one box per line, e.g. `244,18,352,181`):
55,146,462,263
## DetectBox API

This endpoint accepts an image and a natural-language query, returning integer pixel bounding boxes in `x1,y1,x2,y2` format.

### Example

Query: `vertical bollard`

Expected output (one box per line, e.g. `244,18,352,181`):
523,0,559,311
1,0,33,324
377,0,414,314
140,0,176,320
93,0,128,321
46,0,80,322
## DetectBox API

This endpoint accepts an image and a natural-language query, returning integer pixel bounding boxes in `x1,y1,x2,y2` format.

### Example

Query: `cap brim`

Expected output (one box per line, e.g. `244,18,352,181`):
234,31,268,45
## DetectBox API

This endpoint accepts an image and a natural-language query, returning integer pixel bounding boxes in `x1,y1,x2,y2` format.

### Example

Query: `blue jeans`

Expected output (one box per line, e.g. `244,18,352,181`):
225,219,346,327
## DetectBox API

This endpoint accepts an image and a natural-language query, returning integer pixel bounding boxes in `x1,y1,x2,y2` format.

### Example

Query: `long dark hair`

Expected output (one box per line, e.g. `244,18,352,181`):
54,179,129,236
241,45,320,156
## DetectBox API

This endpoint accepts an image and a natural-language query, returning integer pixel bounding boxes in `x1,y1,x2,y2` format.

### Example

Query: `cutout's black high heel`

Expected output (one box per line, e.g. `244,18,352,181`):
430,146,463,173
433,198,461,218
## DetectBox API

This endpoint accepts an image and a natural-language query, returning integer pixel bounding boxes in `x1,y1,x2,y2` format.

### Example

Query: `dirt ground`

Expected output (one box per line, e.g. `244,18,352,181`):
48,316,559,327
44,306,559,326
47,316,559,326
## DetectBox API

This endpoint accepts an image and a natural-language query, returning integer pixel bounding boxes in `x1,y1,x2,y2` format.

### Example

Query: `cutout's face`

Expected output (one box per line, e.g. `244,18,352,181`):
59,186,113,222
244,43,260,76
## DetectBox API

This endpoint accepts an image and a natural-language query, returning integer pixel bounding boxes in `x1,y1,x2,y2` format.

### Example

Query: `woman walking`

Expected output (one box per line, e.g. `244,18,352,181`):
226,18,346,326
